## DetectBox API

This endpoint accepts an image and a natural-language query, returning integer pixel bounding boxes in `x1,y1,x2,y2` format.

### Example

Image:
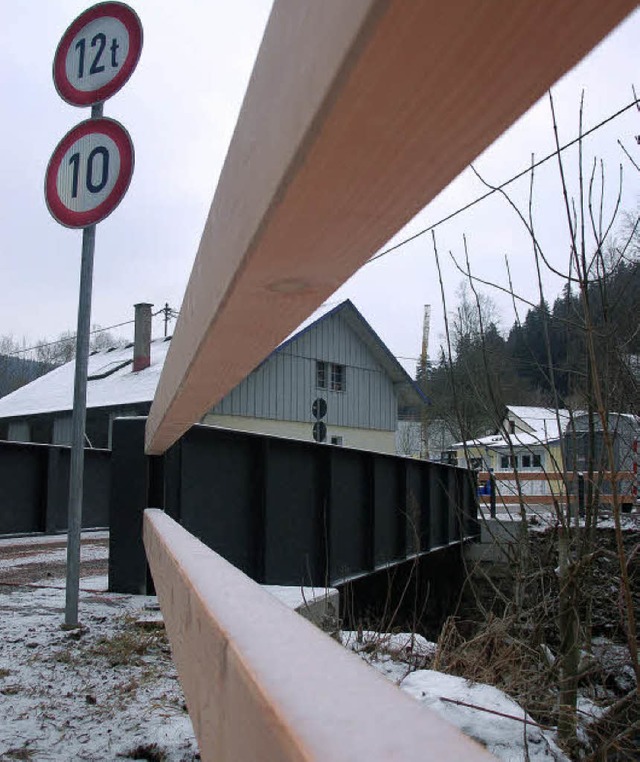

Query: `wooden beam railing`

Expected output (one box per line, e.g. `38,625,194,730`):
144,508,494,761
145,0,636,455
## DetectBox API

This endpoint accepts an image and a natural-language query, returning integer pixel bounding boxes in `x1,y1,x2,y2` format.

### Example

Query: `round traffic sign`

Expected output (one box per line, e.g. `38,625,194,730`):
312,422,327,443
53,2,143,107
45,117,134,228
312,397,327,420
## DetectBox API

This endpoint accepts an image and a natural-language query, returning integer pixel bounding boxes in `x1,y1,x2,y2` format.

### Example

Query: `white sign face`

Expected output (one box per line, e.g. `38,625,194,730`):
55,132,121,212
64,16,131,93
53,3,143,107
45,118,134,229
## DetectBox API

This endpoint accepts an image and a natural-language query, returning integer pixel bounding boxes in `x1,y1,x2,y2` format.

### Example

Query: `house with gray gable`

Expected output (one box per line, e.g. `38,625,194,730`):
0,300,426,456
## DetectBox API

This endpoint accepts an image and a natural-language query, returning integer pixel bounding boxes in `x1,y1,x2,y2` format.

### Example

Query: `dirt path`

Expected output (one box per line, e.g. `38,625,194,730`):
0,535,108,587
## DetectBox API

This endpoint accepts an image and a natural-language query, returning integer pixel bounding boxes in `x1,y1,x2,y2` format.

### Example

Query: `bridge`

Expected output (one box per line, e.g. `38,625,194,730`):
5,1,636,758
76,1,639,757
108,417,479,595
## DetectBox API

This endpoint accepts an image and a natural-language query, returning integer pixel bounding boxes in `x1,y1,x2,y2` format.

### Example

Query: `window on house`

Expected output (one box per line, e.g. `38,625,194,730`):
330,363,345,392
509,420,516,435
316,360,327,389
316,361,346,391
500,455,517,470
533,453,543,468
330,435,343,446
442,451,457,466
469,457,483,470
521,454,531,468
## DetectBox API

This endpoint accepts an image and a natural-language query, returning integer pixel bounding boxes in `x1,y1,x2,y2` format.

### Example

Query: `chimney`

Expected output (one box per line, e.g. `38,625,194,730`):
133,303,153,372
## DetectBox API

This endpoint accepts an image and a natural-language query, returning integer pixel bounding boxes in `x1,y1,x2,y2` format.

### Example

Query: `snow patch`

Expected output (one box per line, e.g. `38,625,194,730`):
401,670,568,761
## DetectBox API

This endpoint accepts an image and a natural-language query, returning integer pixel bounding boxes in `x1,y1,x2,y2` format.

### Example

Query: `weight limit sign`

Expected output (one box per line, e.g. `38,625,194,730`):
45,117,134,228
53,1,143,107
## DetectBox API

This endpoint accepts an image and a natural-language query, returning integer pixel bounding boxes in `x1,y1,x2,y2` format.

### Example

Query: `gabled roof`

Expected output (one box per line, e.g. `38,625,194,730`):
0,338,172,419
451,405,572,450
274,299,427,409
506,406,571,442
0,300,425,420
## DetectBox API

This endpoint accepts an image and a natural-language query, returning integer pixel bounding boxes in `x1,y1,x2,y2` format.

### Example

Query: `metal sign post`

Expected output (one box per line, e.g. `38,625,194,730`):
46,3,142,626
65,108,100,625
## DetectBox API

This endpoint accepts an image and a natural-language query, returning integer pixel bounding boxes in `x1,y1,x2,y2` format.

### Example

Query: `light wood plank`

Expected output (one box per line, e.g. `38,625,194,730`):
146,0,635,454
144,508,494,761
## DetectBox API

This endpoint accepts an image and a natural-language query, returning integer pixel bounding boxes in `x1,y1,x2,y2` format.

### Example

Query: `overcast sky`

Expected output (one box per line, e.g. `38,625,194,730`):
1,1,639,376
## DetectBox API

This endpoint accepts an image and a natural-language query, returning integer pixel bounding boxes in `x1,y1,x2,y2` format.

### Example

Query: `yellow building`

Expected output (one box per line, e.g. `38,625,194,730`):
451,406,639,513
452,407,578,512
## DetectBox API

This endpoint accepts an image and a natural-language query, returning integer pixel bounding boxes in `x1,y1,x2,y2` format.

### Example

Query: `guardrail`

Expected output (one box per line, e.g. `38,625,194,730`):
144,508,494,761
110,418,480,594
0,440,110,534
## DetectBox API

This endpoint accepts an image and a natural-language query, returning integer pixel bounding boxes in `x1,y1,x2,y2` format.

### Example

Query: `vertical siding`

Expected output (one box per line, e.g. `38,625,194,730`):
53,416,73,445
7,420,31,443
209,312,397,431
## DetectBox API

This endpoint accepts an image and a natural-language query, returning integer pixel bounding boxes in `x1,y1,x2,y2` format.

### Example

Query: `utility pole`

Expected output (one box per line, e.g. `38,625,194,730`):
163,302,170,337
420,305,431,458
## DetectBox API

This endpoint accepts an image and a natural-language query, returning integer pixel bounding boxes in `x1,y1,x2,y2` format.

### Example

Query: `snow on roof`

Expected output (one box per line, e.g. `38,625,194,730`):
0,299,424,420
507,405,571,442
0,338,172,419
0,305,342,420
452,431,561,450
1,303,344,420
280,300,342,345
451,406,573,449
454,406,640,450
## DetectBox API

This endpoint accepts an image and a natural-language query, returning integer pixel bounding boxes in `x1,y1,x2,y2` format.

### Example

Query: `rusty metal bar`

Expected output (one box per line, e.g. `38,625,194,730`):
144,508,494,761
145,0,635,455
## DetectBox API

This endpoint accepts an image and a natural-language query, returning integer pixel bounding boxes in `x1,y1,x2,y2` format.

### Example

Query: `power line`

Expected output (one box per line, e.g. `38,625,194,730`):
6,96,635,367
278,349,403,377
3,319,135,358
5,302,184,359
3,309,177,359
367,96,640,264
4,101,635,363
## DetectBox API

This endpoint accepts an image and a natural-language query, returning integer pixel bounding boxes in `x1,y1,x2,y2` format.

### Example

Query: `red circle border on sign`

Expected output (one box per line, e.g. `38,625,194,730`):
53,2,143,107
45,117,134,229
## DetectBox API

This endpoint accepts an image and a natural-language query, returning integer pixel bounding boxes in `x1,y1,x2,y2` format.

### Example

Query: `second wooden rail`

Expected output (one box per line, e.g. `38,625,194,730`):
144,508,494,761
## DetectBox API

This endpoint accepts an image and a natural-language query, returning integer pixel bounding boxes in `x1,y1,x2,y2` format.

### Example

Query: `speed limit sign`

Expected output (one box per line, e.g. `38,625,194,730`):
44,117,134,228
51,3,142,628
53,2,143,107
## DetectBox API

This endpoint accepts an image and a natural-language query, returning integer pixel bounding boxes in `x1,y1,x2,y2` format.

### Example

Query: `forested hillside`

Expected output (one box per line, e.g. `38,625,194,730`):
0,327,125,400
0,353,52,398
418,235,639,441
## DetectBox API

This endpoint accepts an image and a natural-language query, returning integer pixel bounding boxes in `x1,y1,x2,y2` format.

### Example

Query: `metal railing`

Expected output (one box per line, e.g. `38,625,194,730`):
109,418,480,594
0,439,110,535
144,508,494,762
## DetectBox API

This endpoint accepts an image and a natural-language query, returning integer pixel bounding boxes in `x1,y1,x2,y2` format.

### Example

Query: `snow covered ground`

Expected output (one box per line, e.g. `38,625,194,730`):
341,630,569,761
0,565,198,760
402,671,567,761
1,532,577,761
